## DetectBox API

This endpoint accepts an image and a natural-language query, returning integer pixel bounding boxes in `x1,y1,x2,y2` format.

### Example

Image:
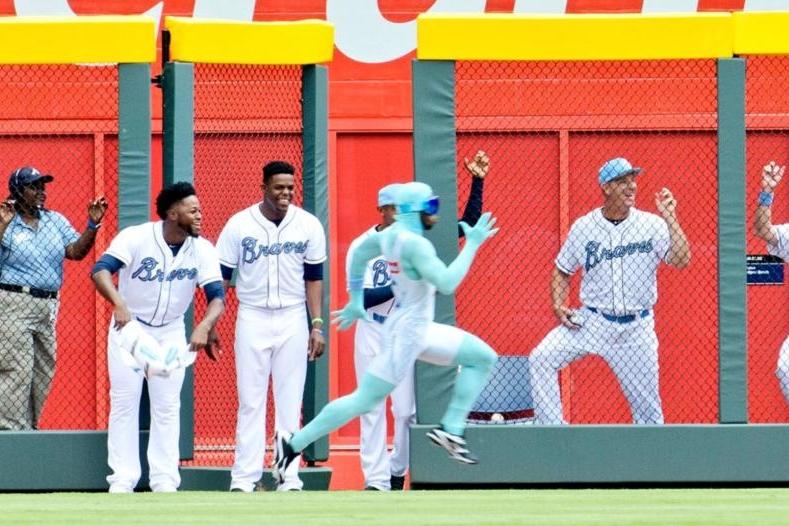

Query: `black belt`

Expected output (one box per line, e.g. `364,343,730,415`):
587,307,649,324
0,283,58,299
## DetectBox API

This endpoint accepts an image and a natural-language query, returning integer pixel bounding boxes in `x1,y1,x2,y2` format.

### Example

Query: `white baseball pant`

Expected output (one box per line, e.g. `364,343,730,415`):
231,303,308,492
529,308,663,425
354,321,415,490
106,319,186,493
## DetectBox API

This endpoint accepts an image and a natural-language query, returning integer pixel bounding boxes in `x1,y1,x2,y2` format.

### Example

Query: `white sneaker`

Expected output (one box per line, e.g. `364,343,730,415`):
426,427,478,465
152,484,177,493
108,484,133,494
273,431,299,485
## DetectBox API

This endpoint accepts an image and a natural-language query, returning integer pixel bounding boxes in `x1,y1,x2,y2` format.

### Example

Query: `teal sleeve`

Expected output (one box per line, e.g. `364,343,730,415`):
347,233,381,307
407,237,480,296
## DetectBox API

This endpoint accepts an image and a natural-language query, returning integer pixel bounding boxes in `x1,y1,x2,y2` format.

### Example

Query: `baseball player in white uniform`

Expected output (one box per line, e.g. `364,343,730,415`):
754,161,789,406
92,182,225,493
273,181,499,480
529,157,691,425
350,152,489,491
218,161,326,493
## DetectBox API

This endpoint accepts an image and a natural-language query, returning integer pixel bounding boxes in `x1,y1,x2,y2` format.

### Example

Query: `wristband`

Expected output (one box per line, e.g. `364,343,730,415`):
87,218,101,230
758,191,774,207
311,317,324,327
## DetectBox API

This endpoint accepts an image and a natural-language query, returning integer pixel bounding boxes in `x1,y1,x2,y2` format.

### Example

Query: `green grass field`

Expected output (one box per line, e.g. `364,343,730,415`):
2,489,789,526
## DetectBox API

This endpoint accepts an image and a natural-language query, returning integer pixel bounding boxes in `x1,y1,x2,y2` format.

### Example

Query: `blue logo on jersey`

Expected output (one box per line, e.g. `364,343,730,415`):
241,237,308,263
585,240,654,272
372,259,390,287
132,257,198,282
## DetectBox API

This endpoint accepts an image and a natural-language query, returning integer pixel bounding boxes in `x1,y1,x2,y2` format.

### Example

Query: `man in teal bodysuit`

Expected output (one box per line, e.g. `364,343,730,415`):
274,181,498,479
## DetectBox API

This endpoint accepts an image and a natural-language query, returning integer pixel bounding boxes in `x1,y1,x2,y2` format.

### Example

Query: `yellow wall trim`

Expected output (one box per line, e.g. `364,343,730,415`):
165,17,334,65
0,16,155,64
417,13,734,61
733,11,789,55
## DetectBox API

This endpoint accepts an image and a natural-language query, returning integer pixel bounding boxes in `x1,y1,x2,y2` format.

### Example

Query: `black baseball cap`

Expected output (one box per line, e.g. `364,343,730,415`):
8,166,54,194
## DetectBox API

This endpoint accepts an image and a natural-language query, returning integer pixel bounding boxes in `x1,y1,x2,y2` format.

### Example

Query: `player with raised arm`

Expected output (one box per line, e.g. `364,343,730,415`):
754,161,789,406
529,157,690,425
273,181,498,482
92,182,225,493
351,150,489,491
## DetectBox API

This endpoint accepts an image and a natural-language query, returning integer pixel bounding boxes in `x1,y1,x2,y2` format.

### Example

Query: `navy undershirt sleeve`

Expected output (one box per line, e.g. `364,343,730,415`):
458,176,485,238
203,280,226,304
304,262,324,281
220,264,234,281
91,254,124,275
364,285,394,310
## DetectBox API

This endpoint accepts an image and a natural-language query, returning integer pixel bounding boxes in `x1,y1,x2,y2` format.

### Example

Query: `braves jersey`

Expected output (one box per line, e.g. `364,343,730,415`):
556,207,671,314
347,226,395,334
768,223,789,261
217,203,326,309
104,221,222,327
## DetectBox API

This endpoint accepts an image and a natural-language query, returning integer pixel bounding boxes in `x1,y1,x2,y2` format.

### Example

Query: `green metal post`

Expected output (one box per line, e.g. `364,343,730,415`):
300,64,330,462
411,59,458,424
717,57,748,424
162,60,196,456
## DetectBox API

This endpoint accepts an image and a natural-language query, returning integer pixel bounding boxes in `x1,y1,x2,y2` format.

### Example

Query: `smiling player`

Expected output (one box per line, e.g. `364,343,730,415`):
529,157,691,425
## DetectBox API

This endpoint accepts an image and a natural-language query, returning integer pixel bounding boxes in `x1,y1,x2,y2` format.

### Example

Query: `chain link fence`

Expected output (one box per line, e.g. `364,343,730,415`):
745,55,789,424
0,64,118,431
188,64,304,467
457,59,719,425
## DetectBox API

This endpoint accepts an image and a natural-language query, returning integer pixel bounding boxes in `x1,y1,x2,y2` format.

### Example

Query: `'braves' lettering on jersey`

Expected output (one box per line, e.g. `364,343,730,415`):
556,208,670,314
241,237,309,263
104,221,222,327
768,223,789,261
131,257,198,282
584,239,654,272
217,203,326,310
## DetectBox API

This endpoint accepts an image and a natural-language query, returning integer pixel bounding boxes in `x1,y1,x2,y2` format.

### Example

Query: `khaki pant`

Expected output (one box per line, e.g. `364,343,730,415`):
0,289,58,430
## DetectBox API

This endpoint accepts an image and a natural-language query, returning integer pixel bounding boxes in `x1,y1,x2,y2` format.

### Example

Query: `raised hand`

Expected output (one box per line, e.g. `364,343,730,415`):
0,199,15,225
762,161,784,192
331,301,367,331
464,150,490,179
88,196,109,224
655,188,677,219
459,211,499,247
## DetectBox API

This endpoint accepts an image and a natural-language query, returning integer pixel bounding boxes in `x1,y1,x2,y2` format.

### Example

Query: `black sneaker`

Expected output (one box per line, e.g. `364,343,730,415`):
364,486,382,491
274,431,299,485
390,475,405,490
426,427,478,465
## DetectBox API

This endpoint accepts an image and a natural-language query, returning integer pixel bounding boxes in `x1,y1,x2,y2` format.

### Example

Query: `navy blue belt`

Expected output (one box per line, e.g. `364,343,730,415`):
587,307,649,324
372,313,387,325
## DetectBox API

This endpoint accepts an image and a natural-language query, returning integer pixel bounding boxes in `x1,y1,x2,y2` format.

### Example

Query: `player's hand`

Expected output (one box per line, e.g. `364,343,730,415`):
464,150,490,179
0,199,15,225
460,211,499,248
554,306,582,330
308,327,325,361
655,188,677,219
762,161,784,192
203,327,222,361
331,302,367,331
88,196,109,224
189,323,210,353
113,303,132,330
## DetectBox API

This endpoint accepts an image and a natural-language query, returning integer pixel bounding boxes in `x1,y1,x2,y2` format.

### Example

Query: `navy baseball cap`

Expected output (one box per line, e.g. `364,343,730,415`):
9,166,54,194
598,157,642,185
